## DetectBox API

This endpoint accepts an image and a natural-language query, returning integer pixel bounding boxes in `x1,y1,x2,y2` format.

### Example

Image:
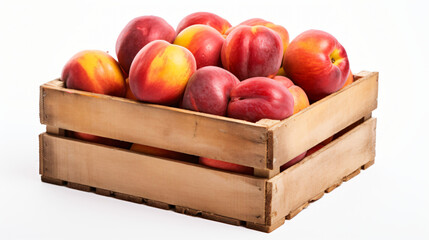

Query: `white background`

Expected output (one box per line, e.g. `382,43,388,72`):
1,0,428,239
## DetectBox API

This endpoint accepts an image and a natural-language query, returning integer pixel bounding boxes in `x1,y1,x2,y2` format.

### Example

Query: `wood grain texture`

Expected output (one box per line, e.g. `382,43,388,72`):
46,126,65,136
40,133,267,224
40,80,269,169
253,168,280,178
269,71,378,168
39,134,44,175
286,202,309,220
343,169,361,182
325,181,342,193
246,217,285,233
41,176,250,228
201,212,244,226
362,160,375,170
268,118,377,225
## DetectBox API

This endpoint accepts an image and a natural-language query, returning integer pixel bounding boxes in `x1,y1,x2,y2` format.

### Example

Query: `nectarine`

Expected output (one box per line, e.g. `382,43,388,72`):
129,40,196,105
181,66,239,116
222,26,283,80
176,12,231,35
283,30,349,101
227,77,294,122
174,25,225,69
61,50,126,97
116,16,176,74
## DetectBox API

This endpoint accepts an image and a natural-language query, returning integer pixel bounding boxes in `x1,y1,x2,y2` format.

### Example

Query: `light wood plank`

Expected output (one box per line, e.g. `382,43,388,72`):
40,133,267,224
325,181,342,193
269,72,378,168
286,202,309,220
362,160,375,170
39,134,44,175
246,217,285,233
269,118,376,225
40,80,269,169
46,126,65,136
253,168,280,178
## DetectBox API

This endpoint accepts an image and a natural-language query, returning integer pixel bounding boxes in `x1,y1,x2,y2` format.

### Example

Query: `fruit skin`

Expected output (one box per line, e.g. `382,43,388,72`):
131,143,197,163
283,30,350,101
226,18,289,54
62,50,126,97
181,66,239,116
129,40,197,105
199,157,253,175
272,75,294,88
340,69,354,90
174,25,225,69
71,132,131,149
227,77,294,122
221,26,283,80
125,78,137,100
272,76,310,114
176,12,231,35
288,85,310,114
116,16,176,74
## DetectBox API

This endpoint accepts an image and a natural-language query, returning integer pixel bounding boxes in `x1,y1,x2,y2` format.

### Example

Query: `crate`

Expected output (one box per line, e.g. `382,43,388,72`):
39,71,378,232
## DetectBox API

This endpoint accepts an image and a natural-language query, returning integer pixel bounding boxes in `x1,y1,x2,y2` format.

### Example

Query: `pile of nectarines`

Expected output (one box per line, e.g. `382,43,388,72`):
61,12,354,175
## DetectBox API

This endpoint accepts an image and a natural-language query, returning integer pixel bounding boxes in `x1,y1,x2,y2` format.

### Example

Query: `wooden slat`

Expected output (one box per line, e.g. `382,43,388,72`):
41,176,247,227
269,71,378,168
201,211,243,226
246,217,285,233
286,202,309,220
40,133,267,224
253,168,279,178
362,160,375,170
39,134,44,175
268,118,376,225
40,80,269,169
46,126,65,136
343,169,361,182
325,181,342,193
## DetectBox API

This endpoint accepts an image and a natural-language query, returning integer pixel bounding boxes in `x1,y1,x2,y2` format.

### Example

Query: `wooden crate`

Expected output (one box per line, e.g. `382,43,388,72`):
39,71,378,232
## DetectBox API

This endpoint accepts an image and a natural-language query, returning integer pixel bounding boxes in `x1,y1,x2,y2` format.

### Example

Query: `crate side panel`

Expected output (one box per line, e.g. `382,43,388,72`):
40,133,266,224
269,118,376,224
40,82,268,169
271,71,378,168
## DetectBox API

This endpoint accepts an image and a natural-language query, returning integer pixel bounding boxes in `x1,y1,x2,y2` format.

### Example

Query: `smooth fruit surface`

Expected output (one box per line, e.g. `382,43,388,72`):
272,76,310,114
272,75,294,88
340,69,354,90
176,12,231,35
116,16,176,74
227,77,294,122
181,66,239,116
129,40,196,105
174,25,225,69
221,25,283,80
288,85,310,114
283,30,349,101
62,50,126,97
227,18,289,54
